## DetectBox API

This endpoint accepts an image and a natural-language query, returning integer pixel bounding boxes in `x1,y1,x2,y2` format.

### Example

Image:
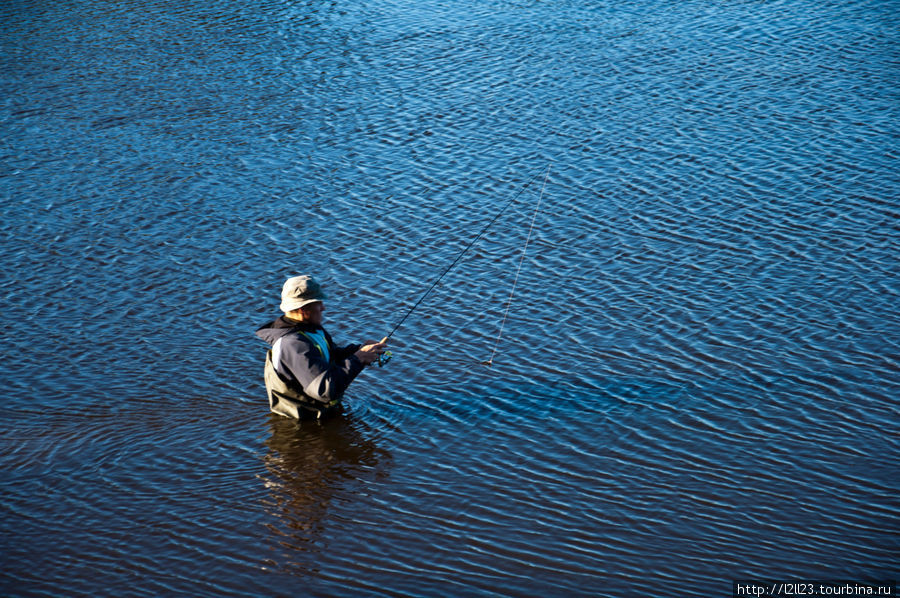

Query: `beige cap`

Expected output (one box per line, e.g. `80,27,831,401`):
280,275,327,313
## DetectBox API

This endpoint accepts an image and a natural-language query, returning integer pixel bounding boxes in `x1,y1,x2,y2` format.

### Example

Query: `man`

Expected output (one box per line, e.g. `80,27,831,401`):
256,275,387,419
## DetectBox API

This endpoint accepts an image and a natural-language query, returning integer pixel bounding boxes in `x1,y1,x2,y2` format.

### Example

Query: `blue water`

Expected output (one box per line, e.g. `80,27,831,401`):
2,0,898,596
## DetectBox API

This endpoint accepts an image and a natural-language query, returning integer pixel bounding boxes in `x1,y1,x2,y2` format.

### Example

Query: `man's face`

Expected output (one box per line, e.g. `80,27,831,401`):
301,301,325,326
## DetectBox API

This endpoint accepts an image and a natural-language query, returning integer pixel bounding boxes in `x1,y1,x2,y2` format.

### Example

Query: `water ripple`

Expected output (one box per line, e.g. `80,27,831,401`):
3,0,899,594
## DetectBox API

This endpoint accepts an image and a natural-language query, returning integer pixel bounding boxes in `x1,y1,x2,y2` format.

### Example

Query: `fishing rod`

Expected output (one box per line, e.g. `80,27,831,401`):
377,166,548,367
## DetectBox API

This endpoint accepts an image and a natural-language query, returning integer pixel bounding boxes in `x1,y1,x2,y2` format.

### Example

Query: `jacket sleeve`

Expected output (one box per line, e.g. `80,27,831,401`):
277,334,365,404
325,329,361,362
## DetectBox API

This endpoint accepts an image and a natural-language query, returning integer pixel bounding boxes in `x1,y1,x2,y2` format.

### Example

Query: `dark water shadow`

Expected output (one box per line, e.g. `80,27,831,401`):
422,370,691,423
258,413,391,570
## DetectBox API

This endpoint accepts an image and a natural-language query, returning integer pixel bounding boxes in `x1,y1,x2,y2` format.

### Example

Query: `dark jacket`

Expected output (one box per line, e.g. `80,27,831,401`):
256,316,363,419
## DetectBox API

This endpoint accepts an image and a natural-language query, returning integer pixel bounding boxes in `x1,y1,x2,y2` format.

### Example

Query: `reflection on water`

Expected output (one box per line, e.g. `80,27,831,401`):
260,413,390,571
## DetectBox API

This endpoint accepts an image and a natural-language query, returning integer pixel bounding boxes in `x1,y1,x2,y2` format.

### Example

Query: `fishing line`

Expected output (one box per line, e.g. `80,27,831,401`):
482,163,550,367
384,167,546,342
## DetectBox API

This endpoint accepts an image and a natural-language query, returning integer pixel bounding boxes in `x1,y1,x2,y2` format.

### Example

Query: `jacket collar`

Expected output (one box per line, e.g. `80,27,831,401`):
276,316,322,332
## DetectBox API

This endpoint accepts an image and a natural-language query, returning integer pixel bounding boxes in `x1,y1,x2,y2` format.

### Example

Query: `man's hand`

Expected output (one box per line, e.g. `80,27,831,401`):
355,337,388,366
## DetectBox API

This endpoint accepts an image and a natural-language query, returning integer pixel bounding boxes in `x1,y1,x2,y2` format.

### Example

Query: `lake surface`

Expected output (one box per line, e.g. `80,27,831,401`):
2,0,898,595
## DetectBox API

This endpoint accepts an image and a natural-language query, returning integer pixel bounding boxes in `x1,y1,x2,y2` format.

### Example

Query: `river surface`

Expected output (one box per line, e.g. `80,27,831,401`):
2,0,898,596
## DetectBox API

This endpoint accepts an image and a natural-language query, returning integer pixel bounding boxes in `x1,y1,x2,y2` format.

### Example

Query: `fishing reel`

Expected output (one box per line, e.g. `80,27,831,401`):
378,350,393,368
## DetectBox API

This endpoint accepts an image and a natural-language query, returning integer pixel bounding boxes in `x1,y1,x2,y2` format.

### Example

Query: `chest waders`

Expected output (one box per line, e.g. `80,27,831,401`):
263,342,340,420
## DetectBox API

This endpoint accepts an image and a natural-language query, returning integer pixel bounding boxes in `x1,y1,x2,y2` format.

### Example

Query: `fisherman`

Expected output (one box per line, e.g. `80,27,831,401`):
256,275,387,419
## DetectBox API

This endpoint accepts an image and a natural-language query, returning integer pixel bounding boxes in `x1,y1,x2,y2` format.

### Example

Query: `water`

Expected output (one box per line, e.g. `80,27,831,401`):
2,0,898,595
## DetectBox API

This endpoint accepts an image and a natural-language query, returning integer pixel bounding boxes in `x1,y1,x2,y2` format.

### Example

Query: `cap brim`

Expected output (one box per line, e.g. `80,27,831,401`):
280,296,326,313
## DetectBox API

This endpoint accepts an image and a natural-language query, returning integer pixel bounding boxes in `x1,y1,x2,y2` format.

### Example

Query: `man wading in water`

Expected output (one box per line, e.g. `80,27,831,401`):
256,275,387,419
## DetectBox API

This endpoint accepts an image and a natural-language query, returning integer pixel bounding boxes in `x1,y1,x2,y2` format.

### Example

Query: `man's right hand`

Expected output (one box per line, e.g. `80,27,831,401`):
355,337,388,366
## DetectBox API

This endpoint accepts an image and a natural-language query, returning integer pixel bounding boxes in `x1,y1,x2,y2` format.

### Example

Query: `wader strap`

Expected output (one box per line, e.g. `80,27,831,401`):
264,348,336,419
295,329,330,363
